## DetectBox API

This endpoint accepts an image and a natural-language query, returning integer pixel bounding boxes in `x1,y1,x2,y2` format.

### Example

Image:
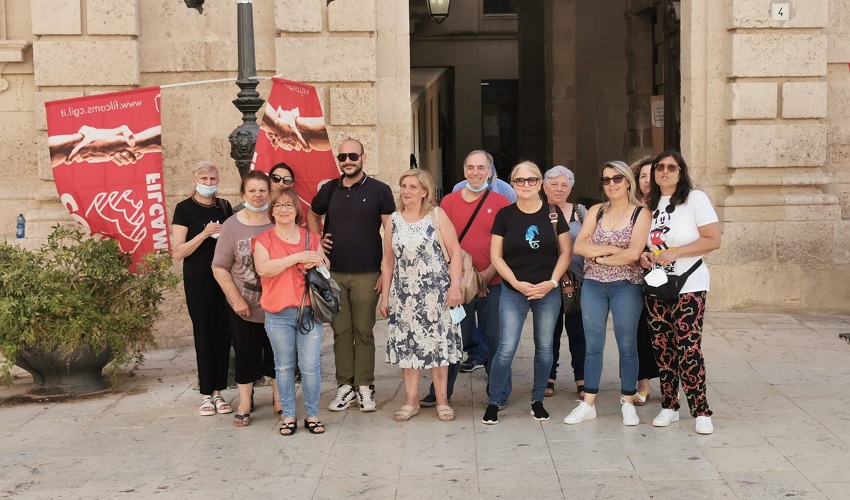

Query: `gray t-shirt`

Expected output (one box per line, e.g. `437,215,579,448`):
211,216,274,323
567,204,587,281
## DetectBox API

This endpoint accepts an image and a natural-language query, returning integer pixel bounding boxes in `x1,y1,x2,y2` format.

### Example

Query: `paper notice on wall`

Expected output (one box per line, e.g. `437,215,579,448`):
483,115,499,137
651,96,664,128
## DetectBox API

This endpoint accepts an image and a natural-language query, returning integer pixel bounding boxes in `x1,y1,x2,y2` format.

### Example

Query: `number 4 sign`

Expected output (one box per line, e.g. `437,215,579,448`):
771,3,790,21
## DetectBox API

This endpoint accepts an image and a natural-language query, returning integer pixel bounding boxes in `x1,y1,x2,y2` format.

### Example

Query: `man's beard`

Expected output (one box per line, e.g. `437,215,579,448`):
342,163,363,178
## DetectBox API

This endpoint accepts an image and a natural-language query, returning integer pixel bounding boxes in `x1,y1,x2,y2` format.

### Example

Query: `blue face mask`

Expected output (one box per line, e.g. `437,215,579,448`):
466,180,489,193
243,201,269,213
196,183,218,197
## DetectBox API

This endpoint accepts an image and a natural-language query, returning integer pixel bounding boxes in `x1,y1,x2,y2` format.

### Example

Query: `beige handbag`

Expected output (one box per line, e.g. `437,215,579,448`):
430,208,484,304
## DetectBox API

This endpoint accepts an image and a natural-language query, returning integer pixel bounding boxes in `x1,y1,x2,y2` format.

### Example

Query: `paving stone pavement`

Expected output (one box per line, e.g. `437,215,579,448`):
2,312,850,499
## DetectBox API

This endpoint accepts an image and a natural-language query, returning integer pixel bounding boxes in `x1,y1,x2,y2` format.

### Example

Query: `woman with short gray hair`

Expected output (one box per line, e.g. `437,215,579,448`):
542,166,587,399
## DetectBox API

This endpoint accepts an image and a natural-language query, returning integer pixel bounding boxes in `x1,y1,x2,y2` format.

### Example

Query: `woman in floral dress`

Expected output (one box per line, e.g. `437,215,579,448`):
379,169,463,422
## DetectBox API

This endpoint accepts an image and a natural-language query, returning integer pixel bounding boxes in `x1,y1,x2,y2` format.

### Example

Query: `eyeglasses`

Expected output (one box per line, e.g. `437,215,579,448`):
512,177,540,186
336,152,362,162
271,202,297,212
270,174,294,185
654,163,680,173
601,174,626,186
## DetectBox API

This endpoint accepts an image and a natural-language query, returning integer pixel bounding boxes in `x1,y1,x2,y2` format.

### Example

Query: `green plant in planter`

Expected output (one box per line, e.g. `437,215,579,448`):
0,224,179,388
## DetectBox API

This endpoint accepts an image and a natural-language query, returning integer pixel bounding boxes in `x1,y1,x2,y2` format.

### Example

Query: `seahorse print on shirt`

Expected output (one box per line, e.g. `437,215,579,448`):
525,225,540,249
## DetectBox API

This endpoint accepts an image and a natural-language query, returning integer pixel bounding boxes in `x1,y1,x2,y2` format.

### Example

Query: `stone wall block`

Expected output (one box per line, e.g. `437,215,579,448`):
725,82,777,119
729,0,828,28
31,0,81,35
329,87,377,125
140,42,206,72
728,124,826,167
800,265,850,312
710,221,775,264
87,0,139,35
782,81,827,118
828,34,850,63
35,91,85,130
329,0,376,32
276,0,322,32
33,41,140,87
721,264,801,309
276,37,376,83
775,221,834,266
730,34,826,77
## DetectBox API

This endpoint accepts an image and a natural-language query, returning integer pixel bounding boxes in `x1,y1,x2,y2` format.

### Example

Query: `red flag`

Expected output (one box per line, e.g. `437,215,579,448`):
252,78,337,213
45,87,169,267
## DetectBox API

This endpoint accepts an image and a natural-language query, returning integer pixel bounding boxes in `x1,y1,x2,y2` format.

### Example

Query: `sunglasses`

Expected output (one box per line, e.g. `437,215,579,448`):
512,177,540,186
270,174,294,185
336,152,362,162
601,174,626,186
654,162,680,173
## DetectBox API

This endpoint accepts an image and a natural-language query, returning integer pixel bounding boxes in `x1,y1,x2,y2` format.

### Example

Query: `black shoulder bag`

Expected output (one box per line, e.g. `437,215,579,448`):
297,231,342,333
641,259,703,302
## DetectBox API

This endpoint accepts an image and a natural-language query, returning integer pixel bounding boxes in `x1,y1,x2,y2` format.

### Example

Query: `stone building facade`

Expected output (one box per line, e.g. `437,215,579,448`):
1,0,849,346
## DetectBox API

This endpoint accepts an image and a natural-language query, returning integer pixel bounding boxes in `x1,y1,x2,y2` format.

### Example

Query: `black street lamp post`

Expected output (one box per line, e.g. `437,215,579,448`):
185,0,264,178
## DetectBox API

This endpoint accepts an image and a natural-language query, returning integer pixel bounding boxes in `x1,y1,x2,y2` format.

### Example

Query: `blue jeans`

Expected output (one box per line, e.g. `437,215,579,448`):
580,279,642,396
265,307,324,418
428,284,508,400
488,286,561,405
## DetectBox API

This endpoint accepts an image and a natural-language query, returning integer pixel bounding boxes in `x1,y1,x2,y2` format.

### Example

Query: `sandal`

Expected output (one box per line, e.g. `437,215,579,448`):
544,381,555,398
393,405,419,422
304,419,325,434
212,395,232,414
436,405,455,422
279,421,297,436
232,413,250,427
199,396,216,416
634,391,649,406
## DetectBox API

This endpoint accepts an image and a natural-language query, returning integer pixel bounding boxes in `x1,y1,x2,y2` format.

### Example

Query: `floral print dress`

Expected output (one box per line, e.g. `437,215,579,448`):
385,210,462,369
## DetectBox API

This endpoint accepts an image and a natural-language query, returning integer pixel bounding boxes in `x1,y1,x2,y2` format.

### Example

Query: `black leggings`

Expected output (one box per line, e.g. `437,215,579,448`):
637,305,659,381
550,304,586,382
184,272,231,395
229,310,276,384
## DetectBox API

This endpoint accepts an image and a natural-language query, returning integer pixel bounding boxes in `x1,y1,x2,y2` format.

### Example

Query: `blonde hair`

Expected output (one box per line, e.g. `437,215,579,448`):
510,161,544,199
397,169,437,216
599,160,643,211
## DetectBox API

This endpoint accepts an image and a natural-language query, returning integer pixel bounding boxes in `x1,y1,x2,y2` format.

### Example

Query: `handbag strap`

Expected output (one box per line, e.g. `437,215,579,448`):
548,204,563,258
297,230,309,328
675,258,704,280
430,208,450,263
457,188,491,243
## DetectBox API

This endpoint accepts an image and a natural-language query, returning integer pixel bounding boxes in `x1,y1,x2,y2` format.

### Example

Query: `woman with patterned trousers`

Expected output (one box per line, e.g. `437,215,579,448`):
639,150,721,435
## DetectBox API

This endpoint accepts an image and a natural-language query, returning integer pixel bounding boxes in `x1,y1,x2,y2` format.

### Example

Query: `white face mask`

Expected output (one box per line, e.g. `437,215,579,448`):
196,183,218,197
467,180,489,193
243,201,269,213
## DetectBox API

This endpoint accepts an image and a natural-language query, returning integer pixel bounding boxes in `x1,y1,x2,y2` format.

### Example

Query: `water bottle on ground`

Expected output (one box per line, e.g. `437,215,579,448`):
16,214,25,239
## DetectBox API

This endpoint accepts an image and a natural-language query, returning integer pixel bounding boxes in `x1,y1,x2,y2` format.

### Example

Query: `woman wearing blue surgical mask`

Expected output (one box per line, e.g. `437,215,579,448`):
212,171,280,427
172,161,235,417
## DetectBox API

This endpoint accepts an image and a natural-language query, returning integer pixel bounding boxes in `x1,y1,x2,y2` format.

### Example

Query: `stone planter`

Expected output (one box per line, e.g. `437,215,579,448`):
15,345,113,395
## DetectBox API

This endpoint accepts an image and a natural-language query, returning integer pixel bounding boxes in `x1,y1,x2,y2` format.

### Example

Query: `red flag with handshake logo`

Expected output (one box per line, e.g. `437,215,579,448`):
251,78,337,213
45,87,168,267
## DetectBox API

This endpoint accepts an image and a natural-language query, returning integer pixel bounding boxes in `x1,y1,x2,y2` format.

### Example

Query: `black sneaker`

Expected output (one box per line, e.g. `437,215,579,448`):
460,358,485,373
530,400,550,421
482,404,499,425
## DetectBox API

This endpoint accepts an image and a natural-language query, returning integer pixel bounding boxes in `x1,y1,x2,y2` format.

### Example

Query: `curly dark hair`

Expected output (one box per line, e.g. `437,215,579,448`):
644,150,693,211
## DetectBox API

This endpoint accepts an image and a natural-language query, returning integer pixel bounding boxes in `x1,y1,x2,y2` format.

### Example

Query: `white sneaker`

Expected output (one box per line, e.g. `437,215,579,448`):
357,385,377,412
621,397,639,426
652,408,680,427
563,401,596,424
695,415,714,434
328,384,356,412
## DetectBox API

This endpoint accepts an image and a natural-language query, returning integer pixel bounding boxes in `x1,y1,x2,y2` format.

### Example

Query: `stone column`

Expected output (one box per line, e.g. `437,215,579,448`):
274,0,410,186
544,0,577,169
517,0,546,165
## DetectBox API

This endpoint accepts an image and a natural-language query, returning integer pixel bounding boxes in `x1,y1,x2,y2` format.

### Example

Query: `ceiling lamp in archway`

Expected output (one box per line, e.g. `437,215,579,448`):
428,0,451,24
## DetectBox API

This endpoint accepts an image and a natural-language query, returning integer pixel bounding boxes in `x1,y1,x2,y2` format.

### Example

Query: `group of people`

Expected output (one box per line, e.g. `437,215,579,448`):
171,137,721,437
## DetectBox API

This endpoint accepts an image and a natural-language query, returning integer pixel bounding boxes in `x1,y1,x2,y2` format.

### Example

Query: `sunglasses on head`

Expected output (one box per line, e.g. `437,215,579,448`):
270,174,294,185
336,152,362,162
601,174,625,186
654,162,680,173
512,177,540,186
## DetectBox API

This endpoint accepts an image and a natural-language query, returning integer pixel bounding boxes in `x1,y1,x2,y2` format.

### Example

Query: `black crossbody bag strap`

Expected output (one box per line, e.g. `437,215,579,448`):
296,231,312,333
457,188,491,243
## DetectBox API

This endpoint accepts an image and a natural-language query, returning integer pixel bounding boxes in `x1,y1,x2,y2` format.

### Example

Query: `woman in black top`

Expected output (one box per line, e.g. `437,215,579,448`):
171,160,233,417
482,161,572,425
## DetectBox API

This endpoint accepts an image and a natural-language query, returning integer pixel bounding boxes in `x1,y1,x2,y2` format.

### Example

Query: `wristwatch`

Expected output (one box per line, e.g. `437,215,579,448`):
550,279,559,288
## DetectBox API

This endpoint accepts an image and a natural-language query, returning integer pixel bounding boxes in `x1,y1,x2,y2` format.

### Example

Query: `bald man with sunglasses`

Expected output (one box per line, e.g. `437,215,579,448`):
307,138,395,413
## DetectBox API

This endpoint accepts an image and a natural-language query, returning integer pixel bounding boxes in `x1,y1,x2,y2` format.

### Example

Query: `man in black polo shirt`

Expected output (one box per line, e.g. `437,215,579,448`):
307,138,395,412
